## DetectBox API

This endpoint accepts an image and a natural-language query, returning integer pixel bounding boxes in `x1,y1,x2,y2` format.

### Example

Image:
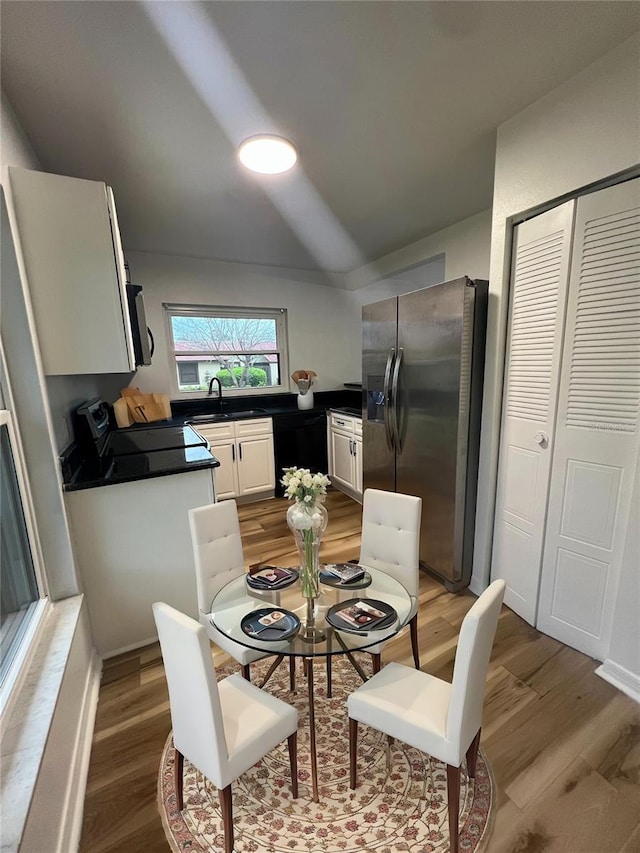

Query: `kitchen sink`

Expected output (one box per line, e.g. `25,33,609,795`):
187,413,229,423
186,408,267,424
231,408,268,418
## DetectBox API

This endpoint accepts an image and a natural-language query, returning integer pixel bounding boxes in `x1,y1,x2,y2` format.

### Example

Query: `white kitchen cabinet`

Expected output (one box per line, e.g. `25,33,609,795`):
65,468,214,657
194,417,275,501
354,420,363,495
328,412,362,499
8,167,135,375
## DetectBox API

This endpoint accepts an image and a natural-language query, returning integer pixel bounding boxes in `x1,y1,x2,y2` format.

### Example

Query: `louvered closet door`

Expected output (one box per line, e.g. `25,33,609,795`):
536,178,640,659
491,202,575,624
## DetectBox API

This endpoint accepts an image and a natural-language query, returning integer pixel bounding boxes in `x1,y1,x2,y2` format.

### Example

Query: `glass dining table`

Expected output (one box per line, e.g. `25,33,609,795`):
208,566,416,802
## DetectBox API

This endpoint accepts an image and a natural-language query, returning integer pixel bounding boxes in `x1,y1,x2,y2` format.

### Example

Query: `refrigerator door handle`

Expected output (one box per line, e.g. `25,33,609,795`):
383,347,396,451
391,346,404,454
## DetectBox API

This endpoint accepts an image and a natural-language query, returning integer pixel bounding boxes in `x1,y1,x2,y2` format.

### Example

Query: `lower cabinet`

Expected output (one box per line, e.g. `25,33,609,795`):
195,417,275,501
65,468,214,657
328,412,362,499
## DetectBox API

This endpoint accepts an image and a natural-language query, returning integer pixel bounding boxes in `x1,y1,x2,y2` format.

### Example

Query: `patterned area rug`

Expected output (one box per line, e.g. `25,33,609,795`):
158,655,494,853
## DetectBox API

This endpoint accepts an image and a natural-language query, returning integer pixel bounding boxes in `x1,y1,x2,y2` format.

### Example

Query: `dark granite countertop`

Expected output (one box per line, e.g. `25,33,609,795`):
61,389,360,491
62,446,220,492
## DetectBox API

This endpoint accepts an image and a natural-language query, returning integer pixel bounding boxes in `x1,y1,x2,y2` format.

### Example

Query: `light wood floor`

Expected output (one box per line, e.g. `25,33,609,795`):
80,491,640,853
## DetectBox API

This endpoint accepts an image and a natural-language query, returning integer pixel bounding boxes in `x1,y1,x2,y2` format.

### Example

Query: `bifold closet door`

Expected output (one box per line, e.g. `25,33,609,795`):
536,178,640,659
491,202,575,624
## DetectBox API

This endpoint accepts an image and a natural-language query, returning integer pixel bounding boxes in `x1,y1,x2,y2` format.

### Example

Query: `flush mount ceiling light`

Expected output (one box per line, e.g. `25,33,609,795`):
238,135,298,175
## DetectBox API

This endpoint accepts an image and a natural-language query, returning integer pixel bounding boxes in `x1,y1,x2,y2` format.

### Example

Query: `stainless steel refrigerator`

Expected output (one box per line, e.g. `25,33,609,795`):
362,276,488,591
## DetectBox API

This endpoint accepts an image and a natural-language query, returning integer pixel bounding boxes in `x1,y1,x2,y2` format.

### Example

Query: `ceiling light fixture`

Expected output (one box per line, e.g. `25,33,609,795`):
238,135,297,175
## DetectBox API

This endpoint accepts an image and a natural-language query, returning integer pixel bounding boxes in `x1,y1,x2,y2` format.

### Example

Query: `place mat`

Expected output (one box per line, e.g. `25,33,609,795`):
319,565,372,590
246,566,299,591
241,607,300,641
325,598,397,633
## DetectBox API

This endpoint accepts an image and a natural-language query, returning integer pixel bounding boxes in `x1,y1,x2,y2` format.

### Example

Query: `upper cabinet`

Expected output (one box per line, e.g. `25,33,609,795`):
8,167,135,375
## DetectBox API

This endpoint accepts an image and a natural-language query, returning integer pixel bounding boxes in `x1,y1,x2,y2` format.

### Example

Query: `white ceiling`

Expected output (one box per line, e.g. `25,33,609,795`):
2,1,639,274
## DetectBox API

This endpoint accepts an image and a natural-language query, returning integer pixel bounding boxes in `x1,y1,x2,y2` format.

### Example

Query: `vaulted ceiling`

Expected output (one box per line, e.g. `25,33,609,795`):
2,1,638,273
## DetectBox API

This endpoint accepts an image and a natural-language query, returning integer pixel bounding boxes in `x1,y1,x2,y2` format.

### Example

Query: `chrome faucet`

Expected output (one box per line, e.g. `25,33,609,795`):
208,376,223,411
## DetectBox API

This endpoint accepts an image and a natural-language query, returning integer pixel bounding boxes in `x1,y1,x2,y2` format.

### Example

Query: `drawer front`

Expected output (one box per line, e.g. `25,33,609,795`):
330,413,354,434
354,418,363,437
193,423,235,442
234,417,273,437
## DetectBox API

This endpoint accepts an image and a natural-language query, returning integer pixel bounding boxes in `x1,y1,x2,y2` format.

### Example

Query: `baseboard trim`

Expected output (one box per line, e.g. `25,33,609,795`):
58,649,102,853
102,635,158,660
595,659,640,704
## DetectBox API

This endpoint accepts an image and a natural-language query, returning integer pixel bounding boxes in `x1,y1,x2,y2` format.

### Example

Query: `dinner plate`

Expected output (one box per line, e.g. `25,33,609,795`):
319,567,372,590
245,567,299,591
325,598,397,633
241,607,300,641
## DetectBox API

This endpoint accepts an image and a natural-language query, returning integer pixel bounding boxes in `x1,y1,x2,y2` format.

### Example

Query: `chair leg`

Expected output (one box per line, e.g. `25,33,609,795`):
466,728,481,779
242,664,251,681
410,614,420,670
289,656,296,692
446,764,460,853
260,655,285,688
372,653,381,674
288,732,299,799
174,747,184,811
219,783,233,853
349,718,358,789
326,654,332,698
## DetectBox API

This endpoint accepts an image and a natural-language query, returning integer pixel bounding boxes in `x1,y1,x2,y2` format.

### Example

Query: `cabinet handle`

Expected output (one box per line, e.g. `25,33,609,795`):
349,439,353,455
353,441,357,457
232,444,235,462
239,442,243,461
336,419,346,426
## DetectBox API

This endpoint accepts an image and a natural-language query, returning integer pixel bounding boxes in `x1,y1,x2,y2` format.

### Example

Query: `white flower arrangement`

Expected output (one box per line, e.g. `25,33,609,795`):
281,467,330,504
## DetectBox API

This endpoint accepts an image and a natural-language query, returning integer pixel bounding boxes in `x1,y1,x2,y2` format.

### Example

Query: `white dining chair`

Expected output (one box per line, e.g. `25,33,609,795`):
153,602,298,853
189,500,274,681
357,488,422,672
347,579,505,853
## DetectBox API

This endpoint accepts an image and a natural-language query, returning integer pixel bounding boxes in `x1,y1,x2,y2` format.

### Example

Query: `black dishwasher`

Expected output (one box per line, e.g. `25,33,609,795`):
273,411,328,496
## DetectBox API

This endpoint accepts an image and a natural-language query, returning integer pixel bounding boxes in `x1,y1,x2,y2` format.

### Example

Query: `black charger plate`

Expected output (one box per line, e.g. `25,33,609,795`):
325,598,397,633
241,607,300,641
246,567,299,591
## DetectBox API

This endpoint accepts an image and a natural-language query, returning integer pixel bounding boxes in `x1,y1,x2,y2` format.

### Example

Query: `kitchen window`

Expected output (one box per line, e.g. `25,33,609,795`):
165,304,289,397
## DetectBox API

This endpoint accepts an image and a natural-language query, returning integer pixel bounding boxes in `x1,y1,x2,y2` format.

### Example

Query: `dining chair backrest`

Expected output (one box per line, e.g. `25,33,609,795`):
189,500,245,617
152,601,229,789
446,579,506,761
359,489,422,599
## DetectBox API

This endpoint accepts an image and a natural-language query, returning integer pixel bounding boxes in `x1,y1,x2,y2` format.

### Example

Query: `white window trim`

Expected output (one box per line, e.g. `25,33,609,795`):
0,407,49,721
164,303,290,399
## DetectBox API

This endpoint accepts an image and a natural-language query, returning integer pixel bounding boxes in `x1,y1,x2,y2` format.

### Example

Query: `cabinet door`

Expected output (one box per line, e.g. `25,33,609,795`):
354,436,363,496
331,430,354,489
536,178,640,659
8,167,133,375
491,202,575,624
211,439,239,499
237,435,275,495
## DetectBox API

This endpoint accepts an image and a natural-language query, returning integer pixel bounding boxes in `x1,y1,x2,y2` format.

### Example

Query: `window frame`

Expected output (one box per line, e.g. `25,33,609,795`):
164,303,290,399
0,406,48,719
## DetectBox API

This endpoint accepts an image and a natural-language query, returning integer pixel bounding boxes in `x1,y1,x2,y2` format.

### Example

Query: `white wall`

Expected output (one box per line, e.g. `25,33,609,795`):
341,209,492,380
127,250,356,395
1,91,99,851
348,208,492,292
472,36,640,678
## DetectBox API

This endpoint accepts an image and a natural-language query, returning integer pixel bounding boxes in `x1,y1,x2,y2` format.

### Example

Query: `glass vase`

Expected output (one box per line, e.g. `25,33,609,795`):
286,499,328,600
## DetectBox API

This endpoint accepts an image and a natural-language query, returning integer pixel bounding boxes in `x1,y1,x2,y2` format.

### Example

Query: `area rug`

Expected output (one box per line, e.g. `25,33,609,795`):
158,656,494,853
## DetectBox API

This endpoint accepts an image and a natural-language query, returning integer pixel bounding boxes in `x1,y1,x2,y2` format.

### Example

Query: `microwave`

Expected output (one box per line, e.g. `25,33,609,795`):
126,283,153,366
